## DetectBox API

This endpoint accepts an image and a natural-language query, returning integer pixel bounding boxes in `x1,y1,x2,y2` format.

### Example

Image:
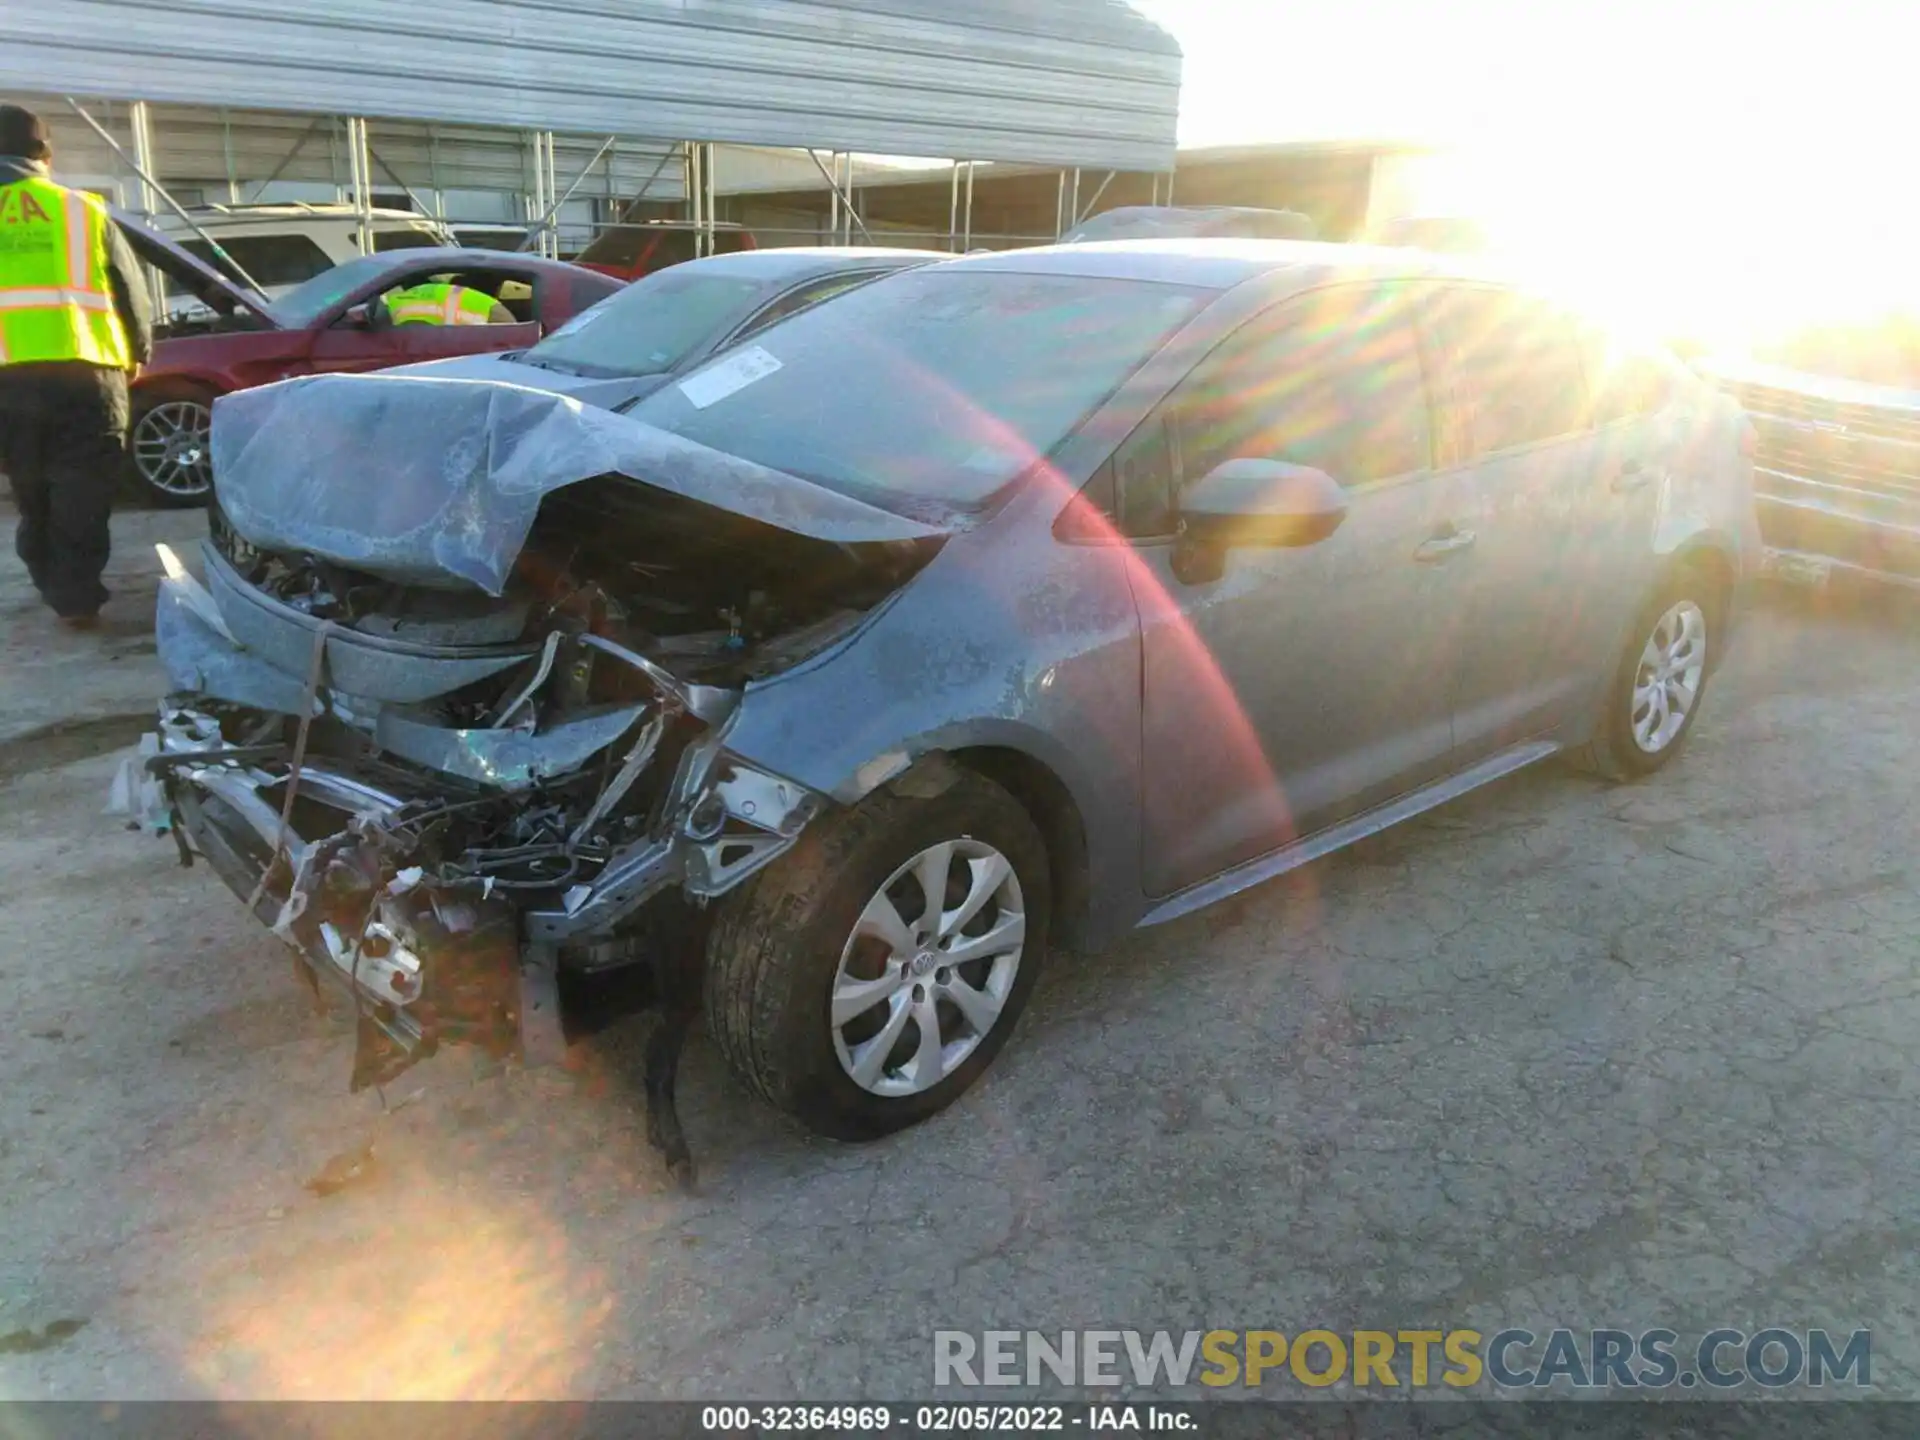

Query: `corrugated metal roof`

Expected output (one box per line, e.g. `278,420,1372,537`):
3,0,1181,171
11,93,685,212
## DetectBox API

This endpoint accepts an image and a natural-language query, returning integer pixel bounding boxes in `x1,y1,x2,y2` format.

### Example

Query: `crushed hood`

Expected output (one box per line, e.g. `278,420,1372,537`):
211,372,947,596
382,350,676,412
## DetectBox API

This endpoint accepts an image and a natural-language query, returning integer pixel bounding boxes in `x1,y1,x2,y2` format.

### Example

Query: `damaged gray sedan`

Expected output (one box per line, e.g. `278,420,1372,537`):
124,242,1759,1168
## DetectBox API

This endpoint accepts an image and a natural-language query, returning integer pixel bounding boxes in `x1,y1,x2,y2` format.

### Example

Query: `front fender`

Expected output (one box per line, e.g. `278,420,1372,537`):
717,487,1151,946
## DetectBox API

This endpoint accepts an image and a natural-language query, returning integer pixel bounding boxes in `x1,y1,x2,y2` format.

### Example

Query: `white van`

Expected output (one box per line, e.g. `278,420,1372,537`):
155,203,458,307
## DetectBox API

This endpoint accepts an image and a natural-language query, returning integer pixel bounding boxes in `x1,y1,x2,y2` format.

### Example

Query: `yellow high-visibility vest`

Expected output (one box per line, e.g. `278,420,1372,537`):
0,176,133,369
384,283,498,327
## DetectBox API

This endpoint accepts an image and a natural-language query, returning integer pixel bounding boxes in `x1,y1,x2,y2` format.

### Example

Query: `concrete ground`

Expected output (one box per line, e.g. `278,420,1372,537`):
0,503,1914,1401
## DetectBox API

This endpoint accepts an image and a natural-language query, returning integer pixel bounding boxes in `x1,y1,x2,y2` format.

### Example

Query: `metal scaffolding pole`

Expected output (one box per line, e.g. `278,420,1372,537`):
346,116,373,254
689,142,708,257
1068,167,1081,231
596,144,679,239
368,140,436,221
517,134,617,253
127,100,159,218
949,160,961,252
827,150,842,243
806,149,872,245
703,141,717,256
1077,169,1116,225
242,116,322,202
963,160,975,251
841,152,855,245
127,100,166,305
544,131,560,256
683,141,697,252
62,97,267,295
1055,170,1067,238
220,107,238,203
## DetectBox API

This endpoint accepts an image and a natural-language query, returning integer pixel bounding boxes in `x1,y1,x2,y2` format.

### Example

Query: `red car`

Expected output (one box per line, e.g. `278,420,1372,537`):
117,213,624,505
570,219,757,283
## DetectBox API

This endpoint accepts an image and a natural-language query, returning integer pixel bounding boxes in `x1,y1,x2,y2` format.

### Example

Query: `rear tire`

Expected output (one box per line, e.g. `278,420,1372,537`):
705,769,1050,1141
128,383,218,508
1575,567,1721,781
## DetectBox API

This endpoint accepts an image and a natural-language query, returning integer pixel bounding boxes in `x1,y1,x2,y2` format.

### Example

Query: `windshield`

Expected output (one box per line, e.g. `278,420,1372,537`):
626,268,1210,508
177,233,333,292
270,255,410,328
524,270,769,377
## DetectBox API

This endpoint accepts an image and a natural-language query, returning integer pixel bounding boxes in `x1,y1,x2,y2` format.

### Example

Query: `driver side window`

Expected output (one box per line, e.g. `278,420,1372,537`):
1173,283,1433,492
368,272,525,326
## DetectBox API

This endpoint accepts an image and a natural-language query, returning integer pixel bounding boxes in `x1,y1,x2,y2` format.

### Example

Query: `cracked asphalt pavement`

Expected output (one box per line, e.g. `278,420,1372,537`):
1,505,1914,1399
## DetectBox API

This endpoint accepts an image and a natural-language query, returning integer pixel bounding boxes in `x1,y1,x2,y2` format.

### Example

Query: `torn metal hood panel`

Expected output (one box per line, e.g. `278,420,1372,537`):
210,373,947,596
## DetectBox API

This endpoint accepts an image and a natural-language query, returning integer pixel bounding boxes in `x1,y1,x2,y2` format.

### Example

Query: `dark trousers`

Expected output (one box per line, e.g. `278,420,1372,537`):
0,362,129,619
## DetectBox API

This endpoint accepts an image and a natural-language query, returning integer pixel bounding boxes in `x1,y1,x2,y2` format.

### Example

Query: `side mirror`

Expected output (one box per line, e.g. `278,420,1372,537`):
342,303,375,328
1183,458,1348,548
1174,459,1347,584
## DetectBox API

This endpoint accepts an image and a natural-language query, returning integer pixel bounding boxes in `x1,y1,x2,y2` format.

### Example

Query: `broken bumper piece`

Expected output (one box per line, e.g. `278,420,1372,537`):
118,551,827,1089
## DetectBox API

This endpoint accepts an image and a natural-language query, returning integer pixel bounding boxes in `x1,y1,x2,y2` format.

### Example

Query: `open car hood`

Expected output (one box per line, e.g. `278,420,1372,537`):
211,372,948,595
110,208,279,327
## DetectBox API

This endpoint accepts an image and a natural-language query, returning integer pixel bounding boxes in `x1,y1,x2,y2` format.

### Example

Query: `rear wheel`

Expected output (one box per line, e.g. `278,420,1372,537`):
130,384,217,507
705,769,1049,1140
1576,568,1720,780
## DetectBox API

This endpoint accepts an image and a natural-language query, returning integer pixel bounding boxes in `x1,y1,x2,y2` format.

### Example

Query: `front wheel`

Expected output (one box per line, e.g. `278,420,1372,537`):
1576,569,1720,781
705,768,1050,1140
129,386,217,507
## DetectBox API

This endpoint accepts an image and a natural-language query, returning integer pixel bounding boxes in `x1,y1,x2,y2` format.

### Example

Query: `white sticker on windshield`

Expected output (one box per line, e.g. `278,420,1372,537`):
677,345,783,409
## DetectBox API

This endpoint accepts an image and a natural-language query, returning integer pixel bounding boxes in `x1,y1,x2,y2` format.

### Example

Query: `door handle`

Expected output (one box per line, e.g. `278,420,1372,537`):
1413,526,1477,563
1612,462,1660,494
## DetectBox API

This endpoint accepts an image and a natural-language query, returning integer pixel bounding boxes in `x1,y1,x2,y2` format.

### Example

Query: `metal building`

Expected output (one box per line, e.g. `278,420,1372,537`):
2,0,1180,252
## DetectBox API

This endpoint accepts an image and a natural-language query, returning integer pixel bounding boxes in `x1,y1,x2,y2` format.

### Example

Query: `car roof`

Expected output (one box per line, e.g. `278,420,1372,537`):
939,238,1475,292
662,247,946,281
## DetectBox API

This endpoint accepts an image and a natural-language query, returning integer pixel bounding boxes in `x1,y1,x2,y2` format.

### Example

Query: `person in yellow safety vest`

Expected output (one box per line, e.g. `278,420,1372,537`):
382,282,512,327
0,103,152,630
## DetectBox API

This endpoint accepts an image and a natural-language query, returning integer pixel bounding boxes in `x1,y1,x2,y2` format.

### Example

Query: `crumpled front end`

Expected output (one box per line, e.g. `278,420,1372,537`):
122,546,831,1089
119,519,936,1093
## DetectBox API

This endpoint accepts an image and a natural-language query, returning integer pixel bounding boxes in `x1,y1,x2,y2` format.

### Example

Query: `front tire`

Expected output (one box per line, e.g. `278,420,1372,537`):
705,768,1050,1141
1577,568,1720,781
129,384,218,507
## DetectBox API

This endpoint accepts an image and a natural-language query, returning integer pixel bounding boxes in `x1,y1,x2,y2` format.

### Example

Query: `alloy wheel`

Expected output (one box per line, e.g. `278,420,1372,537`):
830,838,1027,1098
132,400,214,500
1630,600,1707,754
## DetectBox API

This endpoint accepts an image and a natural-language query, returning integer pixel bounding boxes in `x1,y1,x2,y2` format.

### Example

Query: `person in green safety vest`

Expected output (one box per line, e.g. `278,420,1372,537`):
0,103,153,630
381,281,513,327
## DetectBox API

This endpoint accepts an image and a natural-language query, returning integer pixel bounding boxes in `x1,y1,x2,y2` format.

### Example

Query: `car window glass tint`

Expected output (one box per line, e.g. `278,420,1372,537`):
1576,324,1678,425
1176,283,1432,488
1428,287,1590,454
526,271,767,377
371,230,442,254
625,269,1210,511
1114,419,1178,537
737,273,873,341
178,233,333,291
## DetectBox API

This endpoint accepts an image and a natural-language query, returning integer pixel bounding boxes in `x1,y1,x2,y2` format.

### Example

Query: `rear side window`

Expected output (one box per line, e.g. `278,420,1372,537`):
179,234,332,290
735,272,878,342
372,229,444,253
1425,287,1591,456
1173,283,1433,489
